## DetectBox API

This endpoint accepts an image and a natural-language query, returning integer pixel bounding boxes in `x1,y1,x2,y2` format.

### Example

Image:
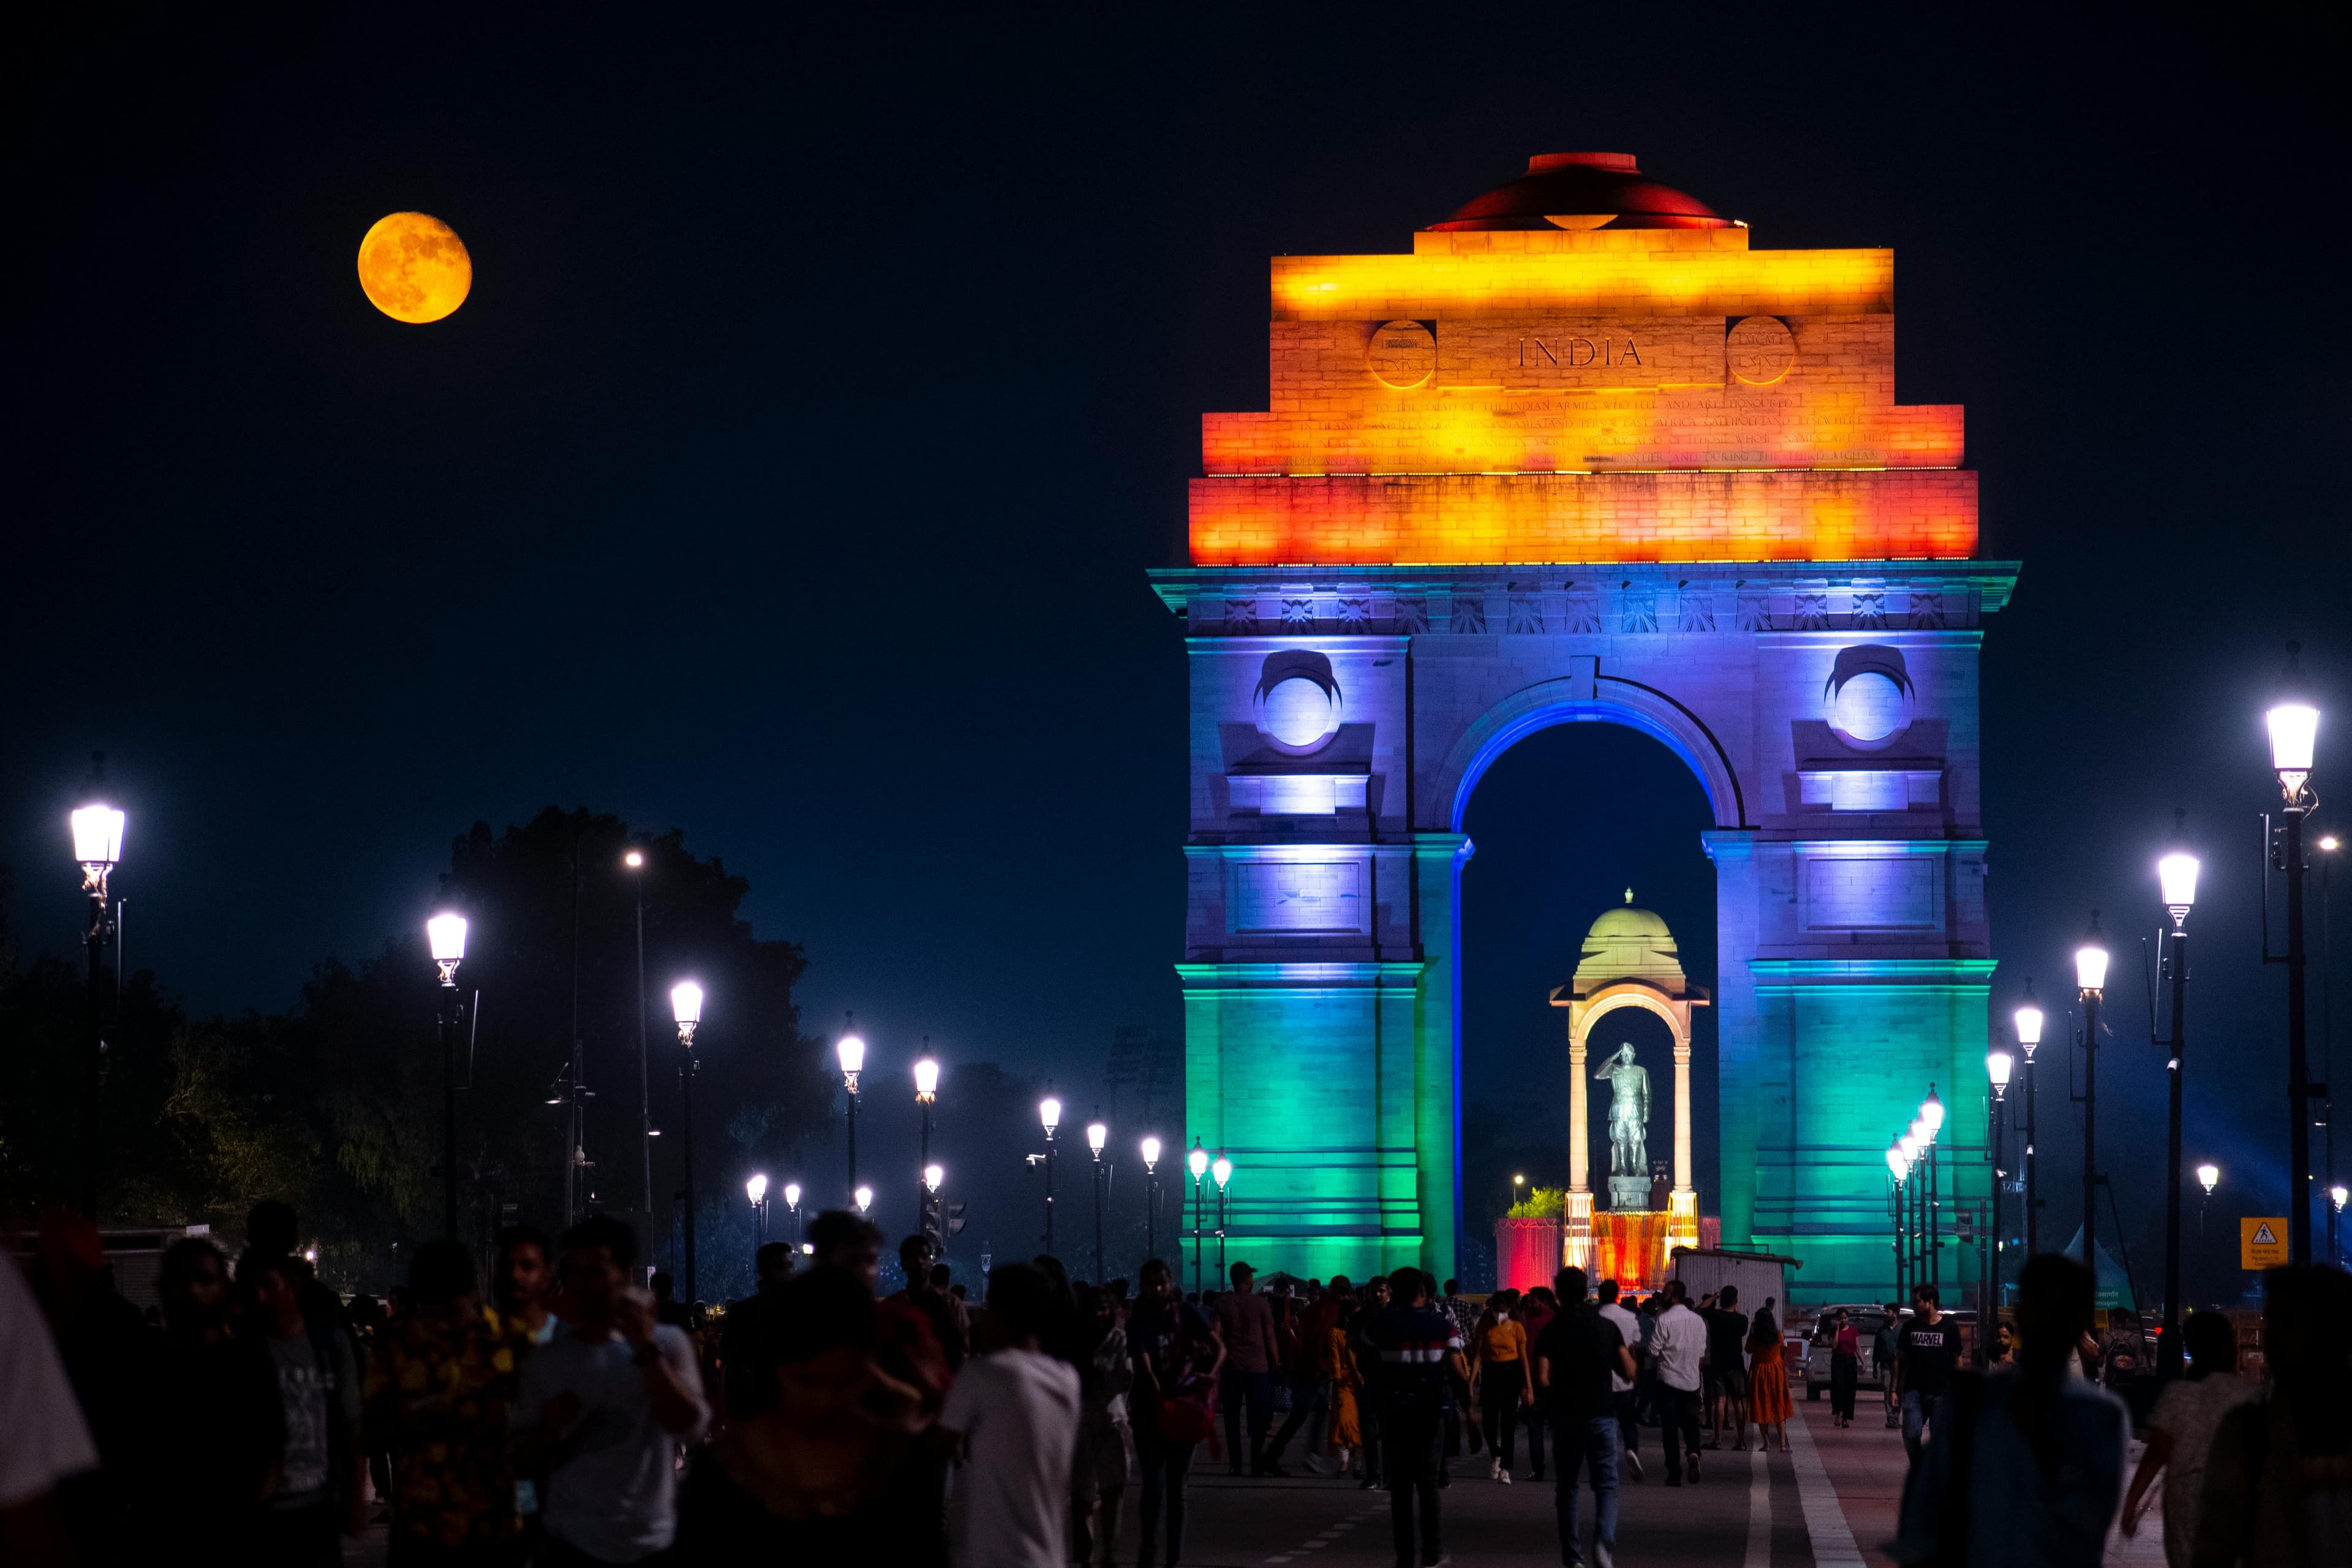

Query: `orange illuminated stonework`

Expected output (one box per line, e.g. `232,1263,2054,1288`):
1192,206,1973,567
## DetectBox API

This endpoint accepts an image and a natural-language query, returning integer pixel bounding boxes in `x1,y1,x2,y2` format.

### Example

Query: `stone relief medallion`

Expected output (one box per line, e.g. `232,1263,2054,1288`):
1726,315,1796,386
1365,319,1437,389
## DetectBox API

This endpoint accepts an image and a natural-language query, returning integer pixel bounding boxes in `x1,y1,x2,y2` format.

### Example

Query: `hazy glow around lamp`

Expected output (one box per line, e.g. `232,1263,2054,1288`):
1886,1141,1907,1180
1921,1087,1945,1137
1039,1097,1062,1133
924,1163,943,1191
1987,1049,2014,1097
427,913,468,985
2332,1184,2348,1212
2158,852,2201,925
2015,986,2045,1058
1211,1155,1232,1189
2075,920,2110,994
1140,1136,1163,1170
853,1184,873,1213
2196,1163,2219,1194
745,1174,767,1205
1188,1145,1209,1180
2267,643,2319,797
71,804,125,870
670,981,703,1037
782,1181,802,1208
836,1033,865,1078
1899,1128,1921,1162
1087,1120,1107,1155
913,1058,940,1099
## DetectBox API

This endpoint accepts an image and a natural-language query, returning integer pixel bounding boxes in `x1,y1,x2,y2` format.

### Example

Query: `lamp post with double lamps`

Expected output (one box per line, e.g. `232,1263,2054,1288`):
2076,916,2112,1276
2015,986,2046,1255
2266,644,2321,1262
2157,837,2201,1378
747,1174,769,1243
426,913,469,1242
671,981,704,1303
914,1056,940,1236
1140,1136,1164,1264
70,760,125,1219
1038,1096,1062,1253
1986,1049,2013,1329
1087,1117,1109,1284
1212,1155,1234,1281
1188,1142,1209,1293
837,1022,866,1202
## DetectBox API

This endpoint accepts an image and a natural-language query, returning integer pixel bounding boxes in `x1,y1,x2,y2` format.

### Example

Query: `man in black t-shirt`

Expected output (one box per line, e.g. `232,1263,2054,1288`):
1891,1283,1960,1466
1534,1268,1637,1568
1701,1284,1751,1450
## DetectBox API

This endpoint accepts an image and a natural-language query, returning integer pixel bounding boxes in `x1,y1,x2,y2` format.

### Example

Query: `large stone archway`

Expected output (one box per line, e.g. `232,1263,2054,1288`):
1150,151,2012,1301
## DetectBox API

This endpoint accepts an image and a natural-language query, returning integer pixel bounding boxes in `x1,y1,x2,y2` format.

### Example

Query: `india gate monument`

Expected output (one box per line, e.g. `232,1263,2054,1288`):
1150,152,2005,1303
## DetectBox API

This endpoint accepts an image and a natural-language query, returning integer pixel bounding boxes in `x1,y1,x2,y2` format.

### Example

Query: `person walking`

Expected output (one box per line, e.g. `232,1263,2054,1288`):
2118,1311,2252,1568
1828,1311,1861,1427
516,1216,709,1566
1746,1306,1792,1453
1213,1262,1278,1476
1351,1276,1391,1491
1366,1268,1470,1568
1893,1253,2128,1567
1469,1288,1531,1483
1594,1281,1644,1481
1518,1286,1558,1483
1535,1267,1635,1568
1126,1258,1220,1568
1067,1283,1133,1568
1701,1284,1750,1451
1648,1283,1707,1487
1874,1303,1901,1428
1893,1283,1959,1468
940,1262,1082,1568
243,1251,365,1563
1323,1298,1365,1479
2186,1265,2352,1568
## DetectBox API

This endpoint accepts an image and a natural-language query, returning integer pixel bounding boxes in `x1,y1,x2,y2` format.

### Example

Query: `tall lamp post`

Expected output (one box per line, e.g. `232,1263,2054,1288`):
1039,1096,1062,1253
1187,1142,1209,1294
923,1165,944,1250
2076,915,2111,1278
1887,1139,1910,1305
783,1182,803,1244
2157,839,2201,1379
1140,1136,1163,1265
2333,1185,2349,1267
624,849,653,1257
1212,1155,1234,1282
1087,1117,1109,1285
914,1055,940,1235
427,913,469,1243
1921,1087,1945,1291
1898,1125,1922,1296
837,1021,865,1201
70,763,124,1220
671,981,703,1304
2196,1163,2220,1305
2015,985,2045,1255
1986,1048,2013,1331
2266,644,2321,1263
747,1174,769,1243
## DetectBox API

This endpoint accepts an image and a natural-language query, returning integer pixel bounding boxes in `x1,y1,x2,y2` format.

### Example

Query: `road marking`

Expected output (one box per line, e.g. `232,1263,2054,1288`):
1787,1410,1868,1568
1746,1446,1773,1568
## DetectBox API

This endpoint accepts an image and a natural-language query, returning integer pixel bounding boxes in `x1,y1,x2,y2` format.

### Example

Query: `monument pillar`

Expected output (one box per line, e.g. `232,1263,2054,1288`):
1670,1040,1697,1253
1566,1038,1593,1267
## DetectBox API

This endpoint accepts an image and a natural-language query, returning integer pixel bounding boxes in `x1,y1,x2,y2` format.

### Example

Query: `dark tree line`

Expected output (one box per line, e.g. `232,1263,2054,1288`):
0,807,829,1295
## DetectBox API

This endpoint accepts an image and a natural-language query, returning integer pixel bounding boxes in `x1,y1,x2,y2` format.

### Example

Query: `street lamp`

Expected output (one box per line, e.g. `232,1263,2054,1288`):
914,1053,940,1237
1188,1140,1209,1294
1212,1155,1234,1283
1039,1096,1062,1253
2266,641,2321,1262
837,1020,865,1201
747,1174,769,1243
2076,913,2111,1277
854,1184,873,1215
1919,1090,1944,1290
1512,1172,1527,1212
426,911,469,1242
2157,830,2201,1377
671,981,704,1303
70,755,124,1219
2196,1162,2220,1291
1986,1049,2013,1334
783,1180,804,1243
1887,1137,1910,1305
1087,1116,1109,1286
1140,1136,1164,1265
623,846,653,1263
2016,982,2046,1254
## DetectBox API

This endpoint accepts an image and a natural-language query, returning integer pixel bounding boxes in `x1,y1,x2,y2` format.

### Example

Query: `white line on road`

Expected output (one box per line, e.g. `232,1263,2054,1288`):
1787,1408,1868,1568
1746,1446,1773,1568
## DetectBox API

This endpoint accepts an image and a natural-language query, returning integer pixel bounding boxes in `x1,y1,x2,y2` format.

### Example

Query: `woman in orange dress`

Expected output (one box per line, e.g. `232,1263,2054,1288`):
1322,1301,1364,1476
1747,1308,1793,1450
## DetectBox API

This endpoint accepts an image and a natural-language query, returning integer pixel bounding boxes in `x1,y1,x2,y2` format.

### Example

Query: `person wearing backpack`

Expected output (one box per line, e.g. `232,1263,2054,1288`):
1127,1258,1223,1568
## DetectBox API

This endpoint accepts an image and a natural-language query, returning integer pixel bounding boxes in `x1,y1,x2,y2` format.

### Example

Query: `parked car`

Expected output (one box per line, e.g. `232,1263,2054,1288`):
1804,1303,1897,1400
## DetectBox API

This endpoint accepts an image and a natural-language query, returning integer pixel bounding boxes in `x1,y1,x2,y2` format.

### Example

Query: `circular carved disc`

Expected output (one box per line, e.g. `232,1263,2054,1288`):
1365,320,1436,389
1727,315,1796,386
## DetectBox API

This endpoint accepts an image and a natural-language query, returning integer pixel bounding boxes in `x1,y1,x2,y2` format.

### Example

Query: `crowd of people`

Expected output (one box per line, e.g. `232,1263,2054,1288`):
9,1205,2350,1568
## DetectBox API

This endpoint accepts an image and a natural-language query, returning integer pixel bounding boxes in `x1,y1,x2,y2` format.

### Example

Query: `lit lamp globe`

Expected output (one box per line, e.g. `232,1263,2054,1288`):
1920,1087,1945,1139
1087,1121,1108,1156
2266,644,2320,801
2158,851,2201,929
853,1185,873,1213
836,1033,865,1084
2015,991,2045,1059
913,1058,940,1102
1140,1136,1163,1172
1899,1127,1921,1164
1885,1139,1909,1182
70,800,126,880
924,1163,944,1192
2196,1163,2220,1196
1188,1145,1209,1182
2075,922,2110,995
1987,1049,2014,1099
426,913,469,986
782,1182,802,1210
1039,1097,1062,1134
1212,1156,1233,1191
746,1174,767,1206
670,981,703,1044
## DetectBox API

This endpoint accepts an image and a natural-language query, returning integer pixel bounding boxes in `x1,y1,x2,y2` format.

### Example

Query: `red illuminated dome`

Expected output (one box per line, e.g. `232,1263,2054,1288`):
1427,152,1733,232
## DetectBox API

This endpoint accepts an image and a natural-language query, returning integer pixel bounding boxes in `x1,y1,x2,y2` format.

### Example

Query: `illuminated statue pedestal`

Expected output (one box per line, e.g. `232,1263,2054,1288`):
1586,1208,1721,1294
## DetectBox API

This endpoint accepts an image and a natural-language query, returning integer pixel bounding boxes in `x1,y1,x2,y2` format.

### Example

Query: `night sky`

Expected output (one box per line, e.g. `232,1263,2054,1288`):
7,7,2348,1277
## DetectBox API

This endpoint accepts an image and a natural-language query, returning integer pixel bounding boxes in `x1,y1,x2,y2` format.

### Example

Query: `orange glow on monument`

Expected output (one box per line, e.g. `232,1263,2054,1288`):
357,212,472,324
1191,154,1975,567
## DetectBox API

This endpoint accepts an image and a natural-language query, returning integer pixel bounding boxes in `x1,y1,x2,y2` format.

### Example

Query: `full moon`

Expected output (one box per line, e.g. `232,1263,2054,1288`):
356,212,472,324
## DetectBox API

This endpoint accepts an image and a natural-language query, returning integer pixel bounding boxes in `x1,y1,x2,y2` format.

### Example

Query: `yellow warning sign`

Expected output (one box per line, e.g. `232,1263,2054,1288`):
2241,1217,2290,1270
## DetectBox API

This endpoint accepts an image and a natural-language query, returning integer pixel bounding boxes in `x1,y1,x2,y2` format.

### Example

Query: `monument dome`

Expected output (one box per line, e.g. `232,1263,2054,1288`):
1569,891,1687,993
1425,152,1735,232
